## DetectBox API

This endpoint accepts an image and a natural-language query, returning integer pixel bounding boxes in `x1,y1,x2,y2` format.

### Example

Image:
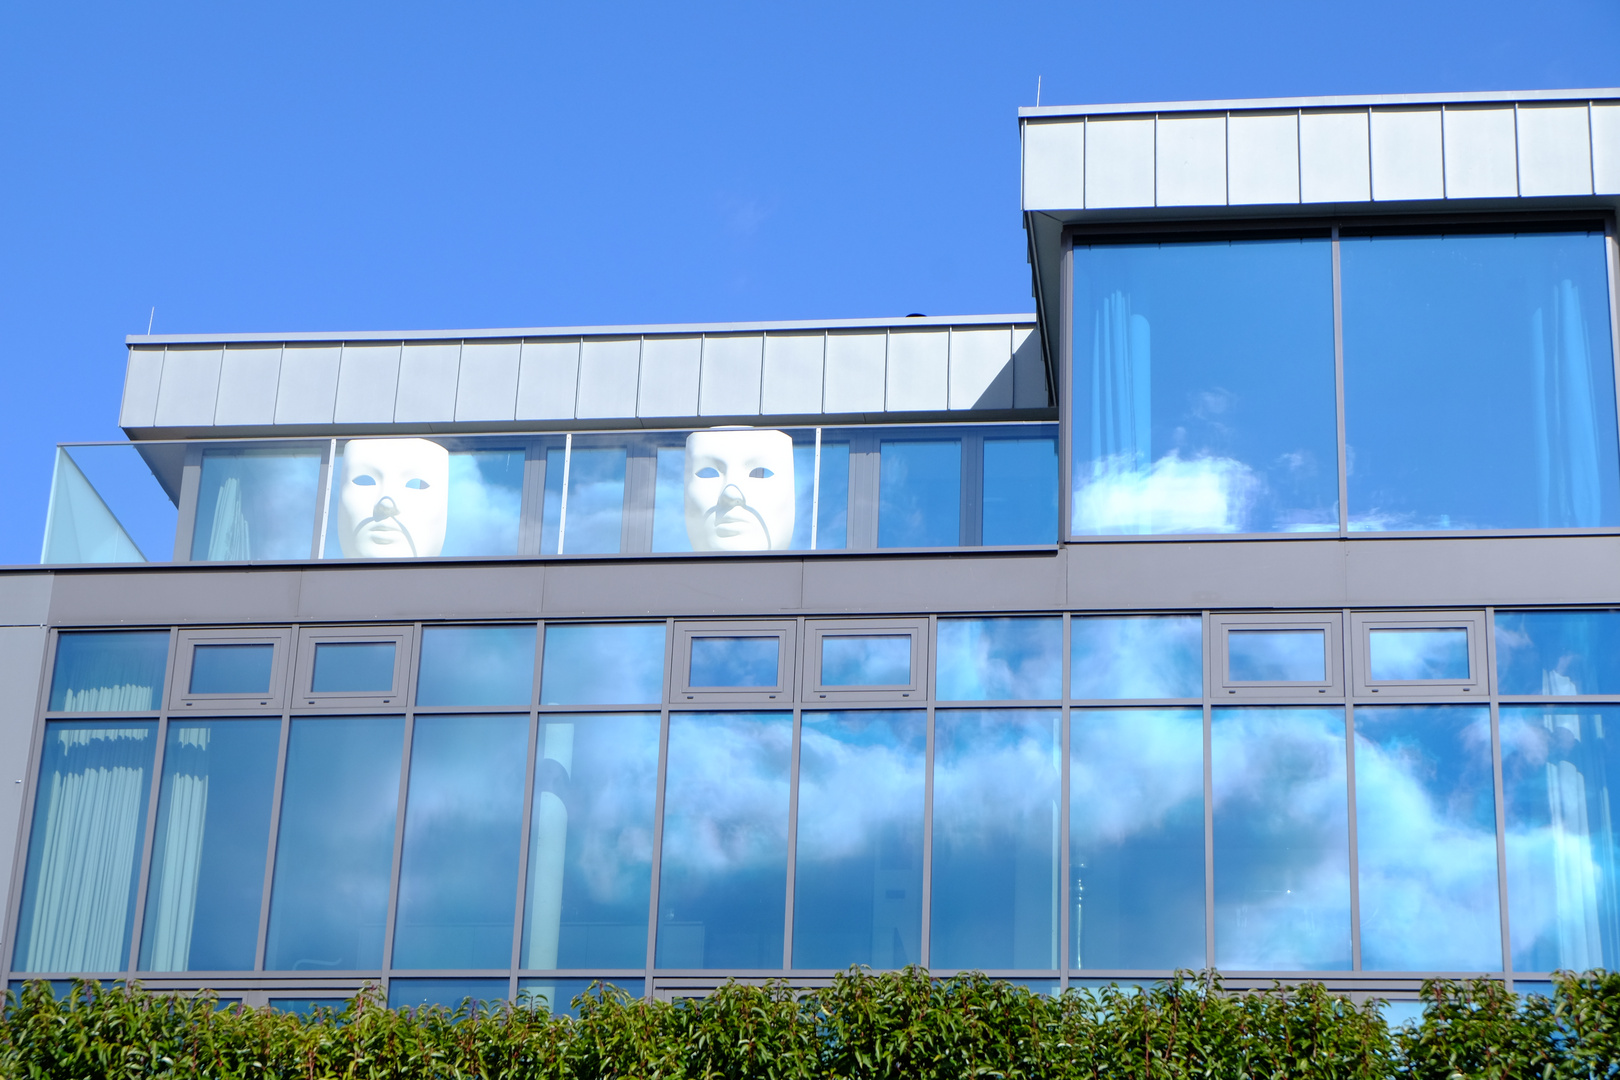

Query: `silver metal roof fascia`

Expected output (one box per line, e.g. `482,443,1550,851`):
1017,87,1620,118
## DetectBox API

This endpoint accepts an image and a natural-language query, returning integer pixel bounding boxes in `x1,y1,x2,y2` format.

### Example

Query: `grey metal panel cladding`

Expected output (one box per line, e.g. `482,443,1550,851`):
1442,106,1519,198
885,329,948,411
1011,327,1048,408
395,343,462,423
760,333,824,415
1517,104,1594,196
637,336,702,418
1300,109,1372,202
948,327,1013,410
575,338,642,418
333,343,402,425
515,339,580,420
1155,114,1226,207
1595,104,1620,194
698,335,765,416
154,347,223,427
0,574,52,626
120,347,164,429
275,345,341,424
1227,112,1299,205
1022,119,1085,210
215,345,283,426
0,625,46,945
1085,117,1156,208
822,332,886,413
1369,108,1444,201
455,341,521,422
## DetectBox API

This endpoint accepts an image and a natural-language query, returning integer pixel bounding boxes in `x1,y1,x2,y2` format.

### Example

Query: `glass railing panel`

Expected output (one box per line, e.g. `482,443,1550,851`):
42,444,180,564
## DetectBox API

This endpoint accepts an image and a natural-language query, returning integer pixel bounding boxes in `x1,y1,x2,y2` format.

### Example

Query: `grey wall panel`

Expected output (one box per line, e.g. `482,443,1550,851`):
394,342,462,423
1227,111,1300,205
804,552,1066,613
47,570,304,626
636,336,702,418
1022,119,1085,210
1516,104,1593,196
515,340,580,420
885,328,949,411
822,331,887,414
296,564,545,622
1084,117,1156,208
699,334,765,417
1370,108,1444,201
1067,540,1347,609
0,624,47,953
1011,327,1048,408
948,327,1013,410
1341,537,1620,607
1442,106,1518,198
454,341,521,422
0,575,51,626
213,345,283,426
1299,109,1371,203
760,333,825,415
1588,103,1620,195
120,347,164,429
273,345,341,424
1155,114,1227,207
153,346,223,428
575,337,642,419
541,559,802,617
332,343,402,425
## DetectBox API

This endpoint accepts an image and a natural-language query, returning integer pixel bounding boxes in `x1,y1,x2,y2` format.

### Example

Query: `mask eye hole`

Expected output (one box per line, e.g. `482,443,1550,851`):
405,478,430,490
352,475,377,486
695,467,720,479
749,467,774,478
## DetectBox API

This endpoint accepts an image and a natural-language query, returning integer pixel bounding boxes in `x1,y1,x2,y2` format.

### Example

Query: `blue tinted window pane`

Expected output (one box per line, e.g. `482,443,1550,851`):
816,441,850,549
879,440,961,547
1354,706,1501,970
1495,610,1620,695
265,716,403,971
561,445,627,555
524,714,659,969
1343,232,1620,530
192,448,321,560
983,437,1059,545
793,711,925,969
1227,630,1326,682
936,618,1061,701
189,644,273,695
1368,629,1470,681
931,709,1061,970
387,978,509,1011
49,631,169,712
416,626,536,707
821,636,911,686
311,642,395,693
690,637,780,688
1071,616,1202,699
519,977,643,1017
656,712,791,969
269,997,350,1016
1071,708,1205,970
1072,239,1338,535
1501,706,1620,972
15,721,157,972
140,719,280,972
1212,707,1351,970
392,715,528,969
444,449,524,556
540,624,666,705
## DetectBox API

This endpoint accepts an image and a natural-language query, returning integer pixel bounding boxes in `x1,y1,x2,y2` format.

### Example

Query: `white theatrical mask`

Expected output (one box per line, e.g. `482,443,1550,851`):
683,429,797,551
337,438,451,558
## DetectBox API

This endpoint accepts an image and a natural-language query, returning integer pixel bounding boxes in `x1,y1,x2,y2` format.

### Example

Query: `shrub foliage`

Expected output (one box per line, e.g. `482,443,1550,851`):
1,967,1615,1079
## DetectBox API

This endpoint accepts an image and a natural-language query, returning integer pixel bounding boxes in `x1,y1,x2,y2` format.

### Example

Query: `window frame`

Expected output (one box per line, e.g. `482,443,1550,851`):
672,621,798,704
1349,610,1487,697
293,625,415,708
1210,611,1344,698
803,618,928,702
169,628,293,711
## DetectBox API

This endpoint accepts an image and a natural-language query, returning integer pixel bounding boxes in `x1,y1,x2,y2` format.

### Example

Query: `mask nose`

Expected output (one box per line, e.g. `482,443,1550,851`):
718,483,747,509
374,495,400,519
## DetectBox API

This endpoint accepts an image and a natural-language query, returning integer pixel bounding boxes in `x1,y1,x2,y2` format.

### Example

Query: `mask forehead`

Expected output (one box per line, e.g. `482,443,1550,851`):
686,430,795,471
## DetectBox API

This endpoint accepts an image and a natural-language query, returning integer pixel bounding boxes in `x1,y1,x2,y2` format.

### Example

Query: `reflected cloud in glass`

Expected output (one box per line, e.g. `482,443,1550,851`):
1227,630,1326,682
193,449,322,561
879,440,961,547
1495,610,1620,695
416,625,536,707
1367,629,1469,681
541,624,665,705
689,637,779,688
821,636,911,687
936,618,1061,701
983,438,1059,545
189,644,273,695
1071,616,1201,699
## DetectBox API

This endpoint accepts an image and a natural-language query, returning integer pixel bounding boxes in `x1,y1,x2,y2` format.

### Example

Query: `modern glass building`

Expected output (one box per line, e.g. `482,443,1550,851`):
3,88,1620,1012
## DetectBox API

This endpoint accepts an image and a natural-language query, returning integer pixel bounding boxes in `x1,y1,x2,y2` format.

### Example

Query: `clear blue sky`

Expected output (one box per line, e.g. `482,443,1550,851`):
1,1,1616,564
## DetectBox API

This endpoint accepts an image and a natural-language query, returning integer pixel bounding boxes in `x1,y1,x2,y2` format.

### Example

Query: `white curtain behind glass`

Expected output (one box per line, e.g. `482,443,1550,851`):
1533,280,1603,528
1540,711,1614,970
206,472,252,561
525,723,573,969
56,647,159,713
1090,292,1153,479
144,727,211,971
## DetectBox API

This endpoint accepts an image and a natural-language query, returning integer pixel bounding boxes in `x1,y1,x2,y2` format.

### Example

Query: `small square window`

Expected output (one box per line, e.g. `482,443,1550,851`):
804,620,925,701
294,626,412,707
1351,612,1485,696
171,629,292,710
1212,614,1343,697
674,622,795,702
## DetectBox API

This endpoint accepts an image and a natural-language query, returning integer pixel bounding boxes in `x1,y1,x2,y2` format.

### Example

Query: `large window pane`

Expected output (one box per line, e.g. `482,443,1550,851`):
523,713,659,969
656,712,791,969
983,436,1059,545
879,440,961,547
139,719,279,972
192,447,321,560
1501,706,1620,972
265,716,403,971
393,715,529,969
547,444,627,555
1071,708,1205,970
49,631,169,712
815,441,850,549
931,709,1061,970
540,624,666,705
936,618,1061,701
1071,616,1202,699
1211,707,1350,970
793,711,925,970
416,625,536,707
1071,239,1338,535
15,721,158,972
519,977,643,1018
1495,610,1620,695
1354,706,1501,970
1343,231,1620,530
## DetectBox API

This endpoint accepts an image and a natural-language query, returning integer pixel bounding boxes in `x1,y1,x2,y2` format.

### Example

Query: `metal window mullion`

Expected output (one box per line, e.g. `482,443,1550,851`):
1343,608,1362,972
643,622,676,978
919,700,936,970
125,631,178,975
960,432,983,547
1484,608,1514,983
509,704,541,997
1202,611,1216,972
312,439,336,559
1058,700,1071,987
518,439,548,557
254,685,295,972
1332,226,1350,535
1605,218,1620,471
380,710,416,980
1,628,67,978
1059,235,1075,540
783,705,802,970
171,444,203,561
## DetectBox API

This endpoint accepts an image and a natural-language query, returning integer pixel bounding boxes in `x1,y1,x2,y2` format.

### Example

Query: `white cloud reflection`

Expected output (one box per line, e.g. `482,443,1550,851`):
549,715,659,905
659,713,792,879
1074,453,1261,535
795,713,924,863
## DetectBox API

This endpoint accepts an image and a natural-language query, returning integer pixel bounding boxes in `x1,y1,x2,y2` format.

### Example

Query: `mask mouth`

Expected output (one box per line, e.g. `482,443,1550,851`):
705,503,771,547
354,516,418,556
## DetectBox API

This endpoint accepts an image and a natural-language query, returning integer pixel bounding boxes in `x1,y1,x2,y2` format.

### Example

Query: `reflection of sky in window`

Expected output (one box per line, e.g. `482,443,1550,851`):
1354,706,1501,971
1071,616,1201,699
821,635,911,686
1367,629,1469,681
519,977,643,1017
189,644,273,694
1500,706,1620,973
442,450,523,556
387,978,509,1011
1227,629,1325,682
310,641,395,693
1211,707,1350,970
689,637,779,687
931,709,1061,970
983,436,1058,545
1494,610,1620,695
656,712,791,969
416,625,535,707
558,447,626,555
794,710,925,970
392,714,528,969
878,440,961,547
936,618,1061,701
194,449,322,560
1071,708,1204,970
540,624,665,705
816,442,849,549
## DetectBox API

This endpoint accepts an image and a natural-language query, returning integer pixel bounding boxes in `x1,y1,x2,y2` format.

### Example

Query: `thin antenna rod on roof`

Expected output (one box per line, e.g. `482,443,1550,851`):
1036,76,1041,107
147,307,155,335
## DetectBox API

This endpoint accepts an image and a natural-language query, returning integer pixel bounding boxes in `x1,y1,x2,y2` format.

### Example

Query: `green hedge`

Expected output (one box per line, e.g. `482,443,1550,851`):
2,968,1616,1079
